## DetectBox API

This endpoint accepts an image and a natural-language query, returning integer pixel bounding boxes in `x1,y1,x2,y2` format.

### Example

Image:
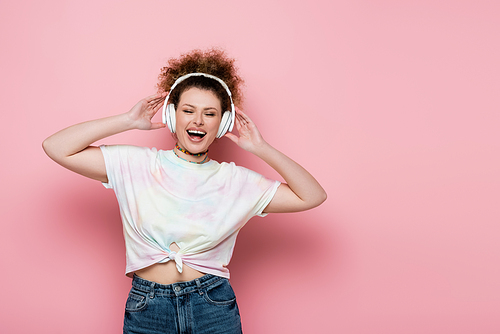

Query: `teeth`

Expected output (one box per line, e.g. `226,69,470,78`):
187,130,206,135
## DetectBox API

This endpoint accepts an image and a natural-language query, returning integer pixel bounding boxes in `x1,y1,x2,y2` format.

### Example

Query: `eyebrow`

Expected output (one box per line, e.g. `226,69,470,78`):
181,103,219,112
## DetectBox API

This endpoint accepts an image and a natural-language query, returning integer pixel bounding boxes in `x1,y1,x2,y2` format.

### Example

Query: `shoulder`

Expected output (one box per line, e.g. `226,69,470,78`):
100,145,159,157
219,161,275,184
218,161,247,175
100,145,164,170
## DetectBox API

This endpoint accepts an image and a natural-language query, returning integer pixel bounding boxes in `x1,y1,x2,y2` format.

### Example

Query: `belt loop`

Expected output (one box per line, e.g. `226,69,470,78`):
195,278,203,295
150,282,155,299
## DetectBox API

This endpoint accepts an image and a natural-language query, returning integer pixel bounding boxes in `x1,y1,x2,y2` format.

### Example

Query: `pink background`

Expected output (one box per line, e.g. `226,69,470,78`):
1,0,499,333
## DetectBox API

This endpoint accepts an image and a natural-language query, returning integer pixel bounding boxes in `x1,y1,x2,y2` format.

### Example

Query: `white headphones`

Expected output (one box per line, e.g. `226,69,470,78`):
161,73,235,138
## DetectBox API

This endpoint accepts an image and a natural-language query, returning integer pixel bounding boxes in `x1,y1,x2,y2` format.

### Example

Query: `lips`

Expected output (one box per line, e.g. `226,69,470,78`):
186,129,207,141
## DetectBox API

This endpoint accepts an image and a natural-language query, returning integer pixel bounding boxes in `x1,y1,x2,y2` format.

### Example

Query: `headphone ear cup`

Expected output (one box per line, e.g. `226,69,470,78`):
166,104,176,133
216,111,231,138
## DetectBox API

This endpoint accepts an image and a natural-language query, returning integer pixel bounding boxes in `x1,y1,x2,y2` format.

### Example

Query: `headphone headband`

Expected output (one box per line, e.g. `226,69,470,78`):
169,73,233,98
161,73,235,137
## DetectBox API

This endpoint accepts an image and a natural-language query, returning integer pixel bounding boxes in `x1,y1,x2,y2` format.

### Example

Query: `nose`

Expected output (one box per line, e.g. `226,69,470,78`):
193,113,204,125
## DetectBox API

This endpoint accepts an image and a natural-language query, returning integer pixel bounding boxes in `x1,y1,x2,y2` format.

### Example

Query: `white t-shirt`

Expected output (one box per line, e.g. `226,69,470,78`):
100,145,280,278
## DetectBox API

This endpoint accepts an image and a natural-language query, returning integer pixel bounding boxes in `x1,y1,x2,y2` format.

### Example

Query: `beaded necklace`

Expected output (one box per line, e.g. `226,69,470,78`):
173,148,209,164
175,143,208,156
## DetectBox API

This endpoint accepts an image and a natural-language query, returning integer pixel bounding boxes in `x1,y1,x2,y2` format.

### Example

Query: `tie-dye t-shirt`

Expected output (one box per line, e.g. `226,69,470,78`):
100,145,280,278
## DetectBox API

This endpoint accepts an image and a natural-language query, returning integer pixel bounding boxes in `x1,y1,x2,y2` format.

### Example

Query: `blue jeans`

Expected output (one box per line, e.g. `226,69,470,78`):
123,274,243,334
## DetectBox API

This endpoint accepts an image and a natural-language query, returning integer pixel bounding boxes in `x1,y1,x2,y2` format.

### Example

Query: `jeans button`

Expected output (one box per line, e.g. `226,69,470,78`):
174,286,181,292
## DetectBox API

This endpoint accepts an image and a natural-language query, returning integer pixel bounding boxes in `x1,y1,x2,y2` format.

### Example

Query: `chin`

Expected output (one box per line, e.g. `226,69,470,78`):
180,137,215,153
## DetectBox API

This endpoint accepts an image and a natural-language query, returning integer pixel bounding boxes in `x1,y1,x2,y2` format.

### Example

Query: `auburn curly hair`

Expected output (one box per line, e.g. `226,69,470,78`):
157,48,244,113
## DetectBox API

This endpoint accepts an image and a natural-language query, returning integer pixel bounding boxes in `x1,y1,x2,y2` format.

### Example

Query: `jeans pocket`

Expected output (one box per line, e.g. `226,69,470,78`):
203,279,237,306
125,289,148,312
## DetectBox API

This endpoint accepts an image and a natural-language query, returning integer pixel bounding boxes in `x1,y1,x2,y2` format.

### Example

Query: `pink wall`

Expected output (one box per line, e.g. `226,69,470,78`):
1,0,499,333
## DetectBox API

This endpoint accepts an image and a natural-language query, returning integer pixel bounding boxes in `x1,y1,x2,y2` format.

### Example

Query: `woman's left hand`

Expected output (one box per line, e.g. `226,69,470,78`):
224,108,266,153
226,108,327,213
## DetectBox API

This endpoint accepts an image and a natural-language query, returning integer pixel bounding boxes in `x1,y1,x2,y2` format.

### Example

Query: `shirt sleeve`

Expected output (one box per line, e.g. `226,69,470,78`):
99,145,115,189
255,179,281,217
99,145,156,190
239,166,281,218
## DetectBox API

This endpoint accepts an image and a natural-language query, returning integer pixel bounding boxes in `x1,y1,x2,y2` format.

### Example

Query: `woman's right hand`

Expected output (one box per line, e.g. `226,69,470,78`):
127,92,167,130
43,93,168,182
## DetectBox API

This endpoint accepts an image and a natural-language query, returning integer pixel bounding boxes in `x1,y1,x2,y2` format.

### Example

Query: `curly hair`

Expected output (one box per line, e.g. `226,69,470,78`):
157,48,244,112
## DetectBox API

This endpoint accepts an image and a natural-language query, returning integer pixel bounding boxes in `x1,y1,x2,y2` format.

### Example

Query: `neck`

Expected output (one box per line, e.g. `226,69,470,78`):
174,144,209,164
175,143,208,156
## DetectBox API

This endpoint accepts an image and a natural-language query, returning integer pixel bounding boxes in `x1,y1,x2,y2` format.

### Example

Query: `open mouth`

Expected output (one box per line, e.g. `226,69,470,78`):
187,130,207,140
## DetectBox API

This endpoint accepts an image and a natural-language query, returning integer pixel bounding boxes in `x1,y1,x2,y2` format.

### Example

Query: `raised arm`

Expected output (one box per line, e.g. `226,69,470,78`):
42,93,166,182
225,109,327,213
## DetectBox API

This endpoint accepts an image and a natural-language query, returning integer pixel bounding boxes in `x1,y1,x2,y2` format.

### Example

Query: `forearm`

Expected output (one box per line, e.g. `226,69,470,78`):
226,108,326,212
252,141,327,211
43,94,164,181
43,113,134,160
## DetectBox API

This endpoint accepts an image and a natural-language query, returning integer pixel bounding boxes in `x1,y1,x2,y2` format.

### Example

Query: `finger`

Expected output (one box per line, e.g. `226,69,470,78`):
234,107,243,116
151,96,166,106
235,112,246,122
224,132,238,143
146,92,166,103
151,99,164,110
233,114,246,129
235,109,252,124
236,114,249,127
235,107,250,118
155,92,167,100
150,122,166,130
145,93,159,102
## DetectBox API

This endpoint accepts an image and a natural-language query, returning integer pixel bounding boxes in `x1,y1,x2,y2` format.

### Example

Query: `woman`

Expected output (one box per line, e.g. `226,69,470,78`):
43,49,326,333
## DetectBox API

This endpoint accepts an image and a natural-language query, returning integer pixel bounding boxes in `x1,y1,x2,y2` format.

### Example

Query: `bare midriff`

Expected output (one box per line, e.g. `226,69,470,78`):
131,243,205,285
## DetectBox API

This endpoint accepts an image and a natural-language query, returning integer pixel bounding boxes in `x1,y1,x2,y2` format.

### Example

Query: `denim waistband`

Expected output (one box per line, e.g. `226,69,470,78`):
131,273,224,297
